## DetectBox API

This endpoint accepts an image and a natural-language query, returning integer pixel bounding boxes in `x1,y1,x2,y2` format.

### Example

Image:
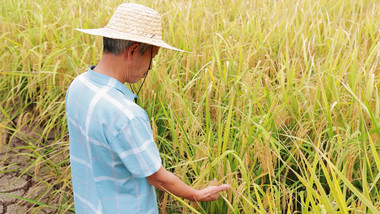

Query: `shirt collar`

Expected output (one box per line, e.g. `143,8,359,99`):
87,66,137,101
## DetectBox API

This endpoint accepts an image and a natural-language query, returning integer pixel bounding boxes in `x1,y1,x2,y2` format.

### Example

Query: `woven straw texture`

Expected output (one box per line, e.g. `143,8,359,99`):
77,3,185,52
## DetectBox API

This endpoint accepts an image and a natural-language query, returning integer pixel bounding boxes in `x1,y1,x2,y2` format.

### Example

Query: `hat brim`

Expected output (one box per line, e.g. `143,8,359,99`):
76,28,188,53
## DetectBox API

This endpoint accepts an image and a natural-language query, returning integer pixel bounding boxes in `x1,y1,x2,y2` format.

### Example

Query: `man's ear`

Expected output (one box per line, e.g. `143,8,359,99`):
127,43,140,58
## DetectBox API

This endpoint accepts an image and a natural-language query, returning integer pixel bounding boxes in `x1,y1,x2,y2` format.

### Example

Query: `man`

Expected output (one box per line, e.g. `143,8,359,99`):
65,3,230,214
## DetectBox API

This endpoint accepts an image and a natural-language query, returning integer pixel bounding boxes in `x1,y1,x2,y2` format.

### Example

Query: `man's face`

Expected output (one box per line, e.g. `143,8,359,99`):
129,45,160,83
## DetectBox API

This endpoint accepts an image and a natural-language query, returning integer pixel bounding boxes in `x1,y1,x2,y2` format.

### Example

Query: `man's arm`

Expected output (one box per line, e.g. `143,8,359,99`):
147,166,230,202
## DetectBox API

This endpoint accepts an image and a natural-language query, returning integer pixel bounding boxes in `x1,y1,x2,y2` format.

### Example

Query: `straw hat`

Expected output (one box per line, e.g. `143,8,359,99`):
76,3,186,52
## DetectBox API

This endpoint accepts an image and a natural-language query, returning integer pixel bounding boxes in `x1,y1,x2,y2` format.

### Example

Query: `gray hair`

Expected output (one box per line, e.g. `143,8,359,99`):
103,37,151,55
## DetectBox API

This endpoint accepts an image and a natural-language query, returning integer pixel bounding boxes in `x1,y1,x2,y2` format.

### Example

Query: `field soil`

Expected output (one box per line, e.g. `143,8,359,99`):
0,123,56,214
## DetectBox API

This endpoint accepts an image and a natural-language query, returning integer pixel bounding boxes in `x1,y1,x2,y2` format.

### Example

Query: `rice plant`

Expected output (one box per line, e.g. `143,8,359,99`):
1,0,379,213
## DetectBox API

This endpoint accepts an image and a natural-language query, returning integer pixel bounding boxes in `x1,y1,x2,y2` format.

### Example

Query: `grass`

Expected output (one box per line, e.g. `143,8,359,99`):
1,0,379,213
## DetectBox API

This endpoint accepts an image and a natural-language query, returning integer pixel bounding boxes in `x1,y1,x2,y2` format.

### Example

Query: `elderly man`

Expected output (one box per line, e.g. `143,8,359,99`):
65,3,229,214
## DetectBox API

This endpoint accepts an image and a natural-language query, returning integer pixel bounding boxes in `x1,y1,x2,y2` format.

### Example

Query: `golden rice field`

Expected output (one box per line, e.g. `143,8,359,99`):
1,0,379,213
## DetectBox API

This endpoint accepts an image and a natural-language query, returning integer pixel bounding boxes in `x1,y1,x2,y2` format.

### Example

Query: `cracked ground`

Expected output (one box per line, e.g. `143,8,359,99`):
0,117,72,214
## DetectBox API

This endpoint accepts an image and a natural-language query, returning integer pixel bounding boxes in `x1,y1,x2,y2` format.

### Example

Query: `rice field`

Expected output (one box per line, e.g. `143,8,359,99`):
1,0,379,213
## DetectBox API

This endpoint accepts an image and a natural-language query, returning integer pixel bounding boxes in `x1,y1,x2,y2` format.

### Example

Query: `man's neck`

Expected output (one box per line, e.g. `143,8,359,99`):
93,53,128,83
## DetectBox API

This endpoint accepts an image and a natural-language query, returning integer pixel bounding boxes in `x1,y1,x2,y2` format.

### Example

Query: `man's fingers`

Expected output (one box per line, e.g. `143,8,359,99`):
209,184,230,195
217,184,231,192
210,184,230,200
198,184,231,202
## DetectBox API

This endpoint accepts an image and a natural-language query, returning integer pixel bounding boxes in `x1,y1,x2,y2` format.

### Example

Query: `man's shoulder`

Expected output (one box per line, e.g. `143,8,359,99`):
96,97,150,138
66,70,148,124
66,72,88,94
97,94,147,120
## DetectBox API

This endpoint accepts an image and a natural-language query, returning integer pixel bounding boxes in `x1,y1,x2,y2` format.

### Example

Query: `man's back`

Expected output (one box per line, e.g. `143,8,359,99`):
66,67,161,214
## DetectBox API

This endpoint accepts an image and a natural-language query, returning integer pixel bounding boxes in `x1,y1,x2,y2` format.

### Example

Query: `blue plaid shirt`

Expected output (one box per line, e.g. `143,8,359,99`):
65,66,161,214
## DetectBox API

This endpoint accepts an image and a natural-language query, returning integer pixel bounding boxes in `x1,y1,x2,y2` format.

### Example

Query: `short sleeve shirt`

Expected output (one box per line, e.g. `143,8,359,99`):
65,66,161,214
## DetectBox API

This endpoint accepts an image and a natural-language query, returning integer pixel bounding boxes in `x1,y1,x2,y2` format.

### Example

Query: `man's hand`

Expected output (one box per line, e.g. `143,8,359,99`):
193,183,231,202
147,166,230,202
